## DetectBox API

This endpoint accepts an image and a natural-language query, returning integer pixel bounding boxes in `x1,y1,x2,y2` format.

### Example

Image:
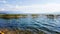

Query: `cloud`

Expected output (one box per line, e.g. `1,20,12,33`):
15,3,60,13
0,3,60,13
0,0,7,3
0,8,5,11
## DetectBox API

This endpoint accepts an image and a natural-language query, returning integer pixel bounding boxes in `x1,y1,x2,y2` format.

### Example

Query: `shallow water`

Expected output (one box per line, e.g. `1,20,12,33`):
0,16,60,34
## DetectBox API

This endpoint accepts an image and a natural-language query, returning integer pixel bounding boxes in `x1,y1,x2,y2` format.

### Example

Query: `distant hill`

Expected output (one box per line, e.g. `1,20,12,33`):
0,11,60,15
0,11,23,14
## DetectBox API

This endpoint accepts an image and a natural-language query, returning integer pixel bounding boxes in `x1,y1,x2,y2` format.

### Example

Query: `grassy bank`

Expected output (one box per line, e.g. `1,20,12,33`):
0,14,57,19
0,14,39,19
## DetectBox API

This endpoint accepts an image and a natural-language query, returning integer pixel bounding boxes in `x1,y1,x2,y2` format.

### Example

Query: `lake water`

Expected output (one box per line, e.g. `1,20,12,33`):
0,15,60,34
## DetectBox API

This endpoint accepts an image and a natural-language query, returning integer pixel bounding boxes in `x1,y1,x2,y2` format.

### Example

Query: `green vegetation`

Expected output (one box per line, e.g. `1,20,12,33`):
0,14,28,19
32,14,39,18
46,14,54,19
0,14,40,19
0,14,56,19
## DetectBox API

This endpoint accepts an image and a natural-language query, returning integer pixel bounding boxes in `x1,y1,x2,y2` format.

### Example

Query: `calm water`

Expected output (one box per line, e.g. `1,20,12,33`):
0,16,60,34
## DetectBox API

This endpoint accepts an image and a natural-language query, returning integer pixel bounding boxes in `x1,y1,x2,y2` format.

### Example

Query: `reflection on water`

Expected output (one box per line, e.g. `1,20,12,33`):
0,15,60,34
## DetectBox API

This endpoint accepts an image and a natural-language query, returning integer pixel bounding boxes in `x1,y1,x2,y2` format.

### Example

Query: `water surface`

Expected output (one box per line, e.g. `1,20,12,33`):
0,15,60,34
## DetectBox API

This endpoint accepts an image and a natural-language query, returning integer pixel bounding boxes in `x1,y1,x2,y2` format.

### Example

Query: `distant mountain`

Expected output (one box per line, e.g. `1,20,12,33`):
0,11,60,14
0,11,23,14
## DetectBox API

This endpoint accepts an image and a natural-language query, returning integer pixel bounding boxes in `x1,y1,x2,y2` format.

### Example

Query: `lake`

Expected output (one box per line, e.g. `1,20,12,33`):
0,15,60,34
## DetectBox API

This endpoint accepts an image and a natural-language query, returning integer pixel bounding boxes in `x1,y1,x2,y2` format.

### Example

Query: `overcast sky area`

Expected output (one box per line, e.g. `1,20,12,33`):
0,0,60,14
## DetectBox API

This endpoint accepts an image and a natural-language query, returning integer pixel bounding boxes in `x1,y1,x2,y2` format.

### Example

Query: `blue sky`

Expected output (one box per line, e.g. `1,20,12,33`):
0,0,60,13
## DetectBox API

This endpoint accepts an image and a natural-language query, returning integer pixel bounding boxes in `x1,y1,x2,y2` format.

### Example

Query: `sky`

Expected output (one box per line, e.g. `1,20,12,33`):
0,0,60,13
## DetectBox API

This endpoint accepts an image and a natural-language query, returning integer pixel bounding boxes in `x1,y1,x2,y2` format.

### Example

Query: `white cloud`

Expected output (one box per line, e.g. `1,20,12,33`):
14,3,60,13
0,3,60,13
0,0,7,3
0,8,5,11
